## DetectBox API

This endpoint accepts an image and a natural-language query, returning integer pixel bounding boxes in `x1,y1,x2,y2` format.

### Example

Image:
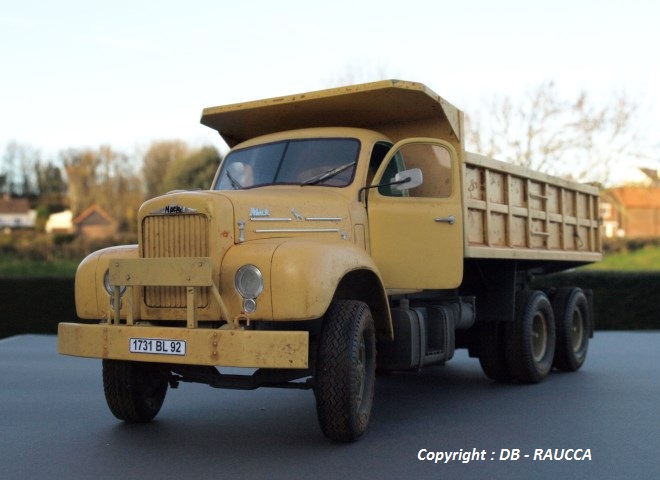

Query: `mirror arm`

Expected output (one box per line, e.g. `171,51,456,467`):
358,177,410,202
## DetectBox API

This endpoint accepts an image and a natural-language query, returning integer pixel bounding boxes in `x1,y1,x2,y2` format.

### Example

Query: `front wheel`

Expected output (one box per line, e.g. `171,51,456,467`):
314,300,376,442
102,360,169,423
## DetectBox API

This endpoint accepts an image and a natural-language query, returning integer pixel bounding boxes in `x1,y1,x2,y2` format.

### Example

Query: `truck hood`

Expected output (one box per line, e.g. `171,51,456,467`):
225,187,353,243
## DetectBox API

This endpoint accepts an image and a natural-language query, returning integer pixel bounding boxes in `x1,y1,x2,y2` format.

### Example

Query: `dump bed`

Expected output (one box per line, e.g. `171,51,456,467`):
463,152,602,264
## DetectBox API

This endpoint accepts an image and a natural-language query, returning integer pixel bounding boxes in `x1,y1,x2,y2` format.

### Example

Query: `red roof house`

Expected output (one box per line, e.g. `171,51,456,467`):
73,205,118,238
600,187,660,238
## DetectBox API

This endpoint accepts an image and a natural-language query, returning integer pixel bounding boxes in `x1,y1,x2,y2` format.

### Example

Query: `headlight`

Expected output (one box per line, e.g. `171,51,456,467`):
235,265,264,299
103,269,127,297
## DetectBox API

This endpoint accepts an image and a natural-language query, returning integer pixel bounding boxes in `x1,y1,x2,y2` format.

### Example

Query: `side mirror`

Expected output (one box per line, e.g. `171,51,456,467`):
392,168,423,192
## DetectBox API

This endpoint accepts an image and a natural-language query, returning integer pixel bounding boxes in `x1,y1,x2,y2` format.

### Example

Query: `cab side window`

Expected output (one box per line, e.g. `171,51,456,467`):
378,151,407,197
379,143,453,198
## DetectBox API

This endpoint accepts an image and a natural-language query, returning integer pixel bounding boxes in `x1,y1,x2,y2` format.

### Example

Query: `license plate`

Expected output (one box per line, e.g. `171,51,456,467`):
129,337,187,356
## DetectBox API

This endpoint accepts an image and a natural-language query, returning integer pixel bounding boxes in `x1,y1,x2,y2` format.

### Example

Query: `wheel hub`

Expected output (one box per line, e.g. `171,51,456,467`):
532,313,548,362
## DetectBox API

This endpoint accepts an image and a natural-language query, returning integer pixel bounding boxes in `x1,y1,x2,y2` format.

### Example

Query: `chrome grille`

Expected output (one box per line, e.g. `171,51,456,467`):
142,214,210,308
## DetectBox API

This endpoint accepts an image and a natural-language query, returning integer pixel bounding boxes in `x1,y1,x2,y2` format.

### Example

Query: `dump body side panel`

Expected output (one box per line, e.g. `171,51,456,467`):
462,153,602,263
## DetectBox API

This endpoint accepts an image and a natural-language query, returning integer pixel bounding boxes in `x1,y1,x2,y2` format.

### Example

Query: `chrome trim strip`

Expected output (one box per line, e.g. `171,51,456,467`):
249,216,342,222
305,217,343,222
254,228,340,234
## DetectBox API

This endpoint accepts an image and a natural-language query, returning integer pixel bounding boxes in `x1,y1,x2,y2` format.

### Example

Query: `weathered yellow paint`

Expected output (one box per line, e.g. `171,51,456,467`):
270,238,385,320
219,240,279,321
61,79,602,372
201,80,462,148
75,245,138,320
109,257,213,287
58,323,309,369
368,138,464,289
462,153,602,261
106,257,230,328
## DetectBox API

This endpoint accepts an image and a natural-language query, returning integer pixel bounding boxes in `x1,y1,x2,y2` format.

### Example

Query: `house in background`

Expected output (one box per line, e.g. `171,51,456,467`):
73,204,118,238
0,195,36,231
600,187,660,239
45,210,74,234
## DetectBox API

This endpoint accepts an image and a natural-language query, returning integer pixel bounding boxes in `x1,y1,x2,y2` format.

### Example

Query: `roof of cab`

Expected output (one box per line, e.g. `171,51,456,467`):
200,79,463,148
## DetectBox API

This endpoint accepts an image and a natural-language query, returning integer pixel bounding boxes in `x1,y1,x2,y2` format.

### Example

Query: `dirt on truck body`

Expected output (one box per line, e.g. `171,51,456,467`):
59,80,602,442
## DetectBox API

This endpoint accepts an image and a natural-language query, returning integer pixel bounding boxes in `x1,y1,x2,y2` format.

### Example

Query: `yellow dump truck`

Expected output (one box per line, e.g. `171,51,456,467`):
59,80,602,442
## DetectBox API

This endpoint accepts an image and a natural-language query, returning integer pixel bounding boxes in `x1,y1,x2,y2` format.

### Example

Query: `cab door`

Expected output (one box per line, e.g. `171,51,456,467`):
367,139,463,290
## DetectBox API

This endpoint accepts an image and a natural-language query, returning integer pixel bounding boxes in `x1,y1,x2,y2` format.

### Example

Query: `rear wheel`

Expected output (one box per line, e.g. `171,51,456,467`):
102,360,169,423
551,288,590,372
506,290,555,383
314,300,376,442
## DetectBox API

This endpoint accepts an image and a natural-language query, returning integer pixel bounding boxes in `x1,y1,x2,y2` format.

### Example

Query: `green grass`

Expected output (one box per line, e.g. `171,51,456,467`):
584,245,660,271
0,257,79,277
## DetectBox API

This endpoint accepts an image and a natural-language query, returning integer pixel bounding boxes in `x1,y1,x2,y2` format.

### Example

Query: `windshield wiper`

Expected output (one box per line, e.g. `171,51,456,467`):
301,161,356,186
225,170,243,190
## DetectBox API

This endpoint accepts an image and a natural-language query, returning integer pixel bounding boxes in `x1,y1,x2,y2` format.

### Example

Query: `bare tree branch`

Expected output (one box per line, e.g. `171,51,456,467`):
465,81,649,185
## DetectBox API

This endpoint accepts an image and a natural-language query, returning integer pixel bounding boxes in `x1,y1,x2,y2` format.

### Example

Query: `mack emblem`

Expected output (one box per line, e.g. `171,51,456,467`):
250,207,270,217
152,204,198,214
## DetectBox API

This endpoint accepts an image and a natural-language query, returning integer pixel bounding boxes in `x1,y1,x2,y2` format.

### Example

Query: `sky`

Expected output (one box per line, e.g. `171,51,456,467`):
1,0,659,169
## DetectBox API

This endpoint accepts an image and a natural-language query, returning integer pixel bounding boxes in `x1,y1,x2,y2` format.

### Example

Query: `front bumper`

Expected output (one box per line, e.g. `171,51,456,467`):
58,323,309,369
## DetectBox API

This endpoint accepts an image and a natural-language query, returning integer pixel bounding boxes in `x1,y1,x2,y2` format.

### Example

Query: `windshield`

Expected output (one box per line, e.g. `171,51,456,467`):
213,138,360,190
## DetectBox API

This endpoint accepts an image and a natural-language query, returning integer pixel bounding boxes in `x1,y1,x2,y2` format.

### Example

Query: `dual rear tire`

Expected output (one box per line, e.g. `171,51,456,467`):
552,288,590,372
507,290,555,383
479,288,590,383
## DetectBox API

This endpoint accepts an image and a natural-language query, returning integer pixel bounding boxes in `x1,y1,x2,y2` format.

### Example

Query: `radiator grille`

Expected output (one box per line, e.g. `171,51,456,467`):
142,214,210,308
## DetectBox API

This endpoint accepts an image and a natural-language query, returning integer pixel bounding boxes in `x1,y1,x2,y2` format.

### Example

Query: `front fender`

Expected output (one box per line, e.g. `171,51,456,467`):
75,245,138,319
270,239,385,321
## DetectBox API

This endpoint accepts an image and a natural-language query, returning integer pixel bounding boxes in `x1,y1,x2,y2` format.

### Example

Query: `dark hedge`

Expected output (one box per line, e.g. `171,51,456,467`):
533,270,659,330
1,272,658,339
0,277,78,339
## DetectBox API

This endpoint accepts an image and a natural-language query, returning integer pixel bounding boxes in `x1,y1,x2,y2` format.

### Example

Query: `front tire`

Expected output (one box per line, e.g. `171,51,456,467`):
314,300,376,442
506,290,555,383
102,360,169,423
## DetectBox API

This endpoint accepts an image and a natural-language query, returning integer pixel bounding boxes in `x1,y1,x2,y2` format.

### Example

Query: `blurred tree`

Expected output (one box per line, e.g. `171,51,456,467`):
61,148,100,216
142,140,189,199
35,161,67,213
465,81,647,185
1,141,41,197
96,145,143,232
161,145,222,193
63,142,220,233
61,146,143,232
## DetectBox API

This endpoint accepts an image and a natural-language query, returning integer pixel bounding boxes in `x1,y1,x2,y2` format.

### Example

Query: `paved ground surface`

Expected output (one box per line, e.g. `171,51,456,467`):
1,331,658,479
